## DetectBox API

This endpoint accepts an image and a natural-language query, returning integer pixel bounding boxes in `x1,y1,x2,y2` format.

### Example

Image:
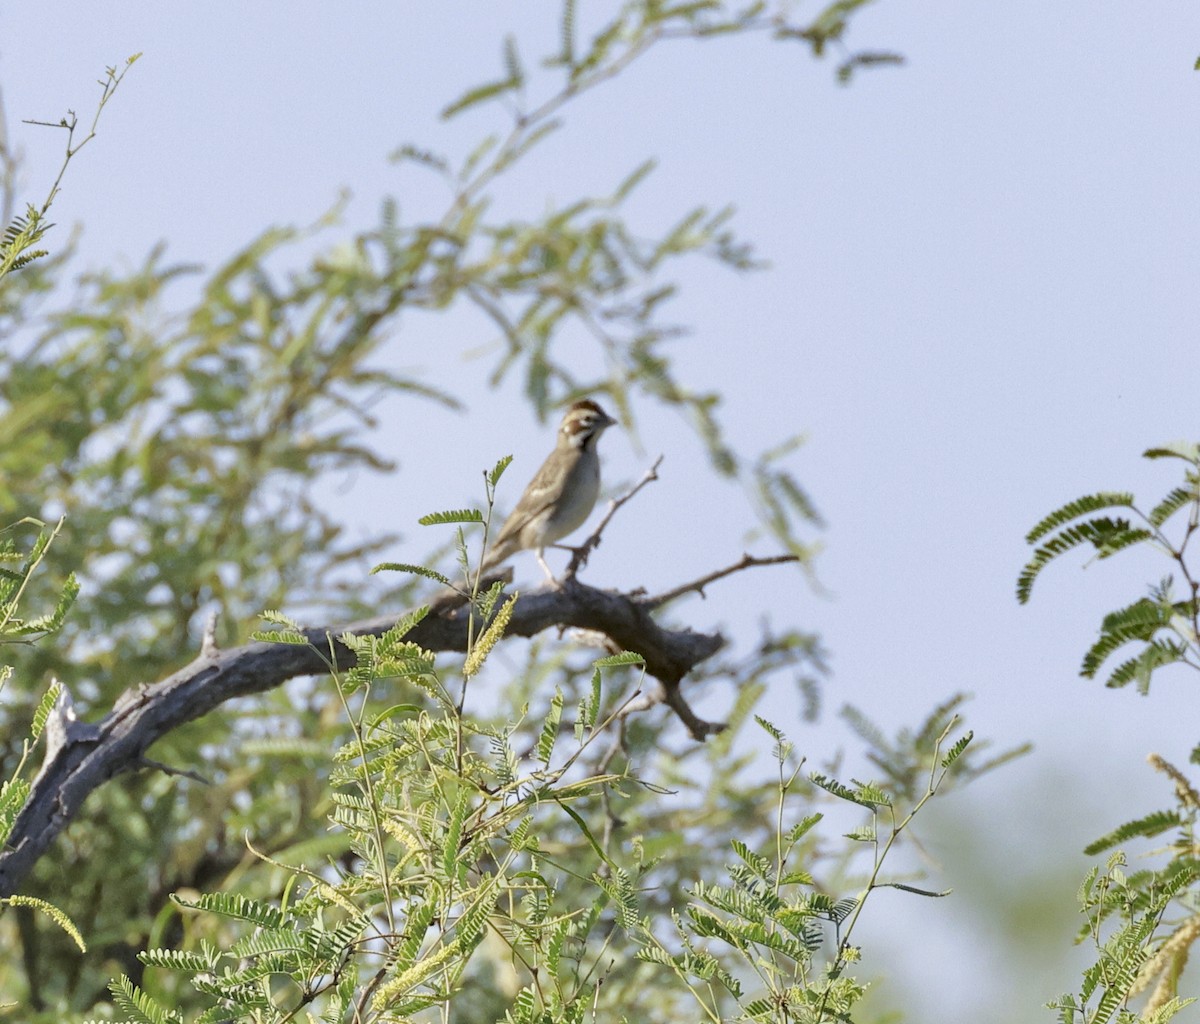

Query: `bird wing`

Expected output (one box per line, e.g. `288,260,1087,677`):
491,449,568,548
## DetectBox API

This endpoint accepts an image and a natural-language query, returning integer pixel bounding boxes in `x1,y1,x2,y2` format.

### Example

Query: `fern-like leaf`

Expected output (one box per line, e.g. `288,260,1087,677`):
251,628,308,644
173,891,288,929
535,687,564,764
371,562,452,586
382,604,432,644
17,573,79,636
940,731,973,768
502,35,525,89
1149,482,1199,527
1083,809,1182,856
0,777,30,845
488,454,513,487
879,882,951,897
443,790,469,878
1081,598,1169,677
1024,492,1136,544
730,840,773,882
576,667,603,739
599,866,639,931
1144,441,1200,462
108,975,179,1024
138,947,213,972
30,679,63,741
593,650,645,668
829,897,860,923
784,814,823,848
559,0,577,67
1094,525,1154,559
418,508,483,526
809,773,881,808
441,74,521,120
1104,639,1189,693
1018,517,1149,603
686,906,737,945
259,608,301,630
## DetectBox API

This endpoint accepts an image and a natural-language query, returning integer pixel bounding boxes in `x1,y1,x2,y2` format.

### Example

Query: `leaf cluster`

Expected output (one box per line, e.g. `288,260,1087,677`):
93,587,980,1023
0,2,899,1013
0,519,86,988
97,604,651,1022
1018,443,1200,694
0,207,50,278
1048,839,1198,1024
1020,443,1200,1021
638,714,973,1023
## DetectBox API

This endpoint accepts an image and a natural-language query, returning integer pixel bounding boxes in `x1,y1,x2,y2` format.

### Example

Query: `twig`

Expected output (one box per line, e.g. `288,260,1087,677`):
22,54,141,217
137,757,211,786
564,456,664,578
644,553,800,608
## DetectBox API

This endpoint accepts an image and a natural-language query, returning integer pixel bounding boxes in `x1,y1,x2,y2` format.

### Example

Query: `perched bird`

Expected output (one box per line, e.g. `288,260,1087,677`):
482,399,618,581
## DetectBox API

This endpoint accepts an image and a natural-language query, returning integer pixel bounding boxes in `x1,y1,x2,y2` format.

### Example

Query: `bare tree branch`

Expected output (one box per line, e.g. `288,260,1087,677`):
0,556,788,897
645,553,801,608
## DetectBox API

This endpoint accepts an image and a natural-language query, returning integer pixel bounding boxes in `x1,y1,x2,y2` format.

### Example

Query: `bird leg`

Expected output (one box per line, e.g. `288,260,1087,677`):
552,543,595,586
535,548,558,584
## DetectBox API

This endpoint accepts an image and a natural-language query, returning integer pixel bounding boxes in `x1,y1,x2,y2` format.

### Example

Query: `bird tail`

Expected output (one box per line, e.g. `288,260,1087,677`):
478,539,512,576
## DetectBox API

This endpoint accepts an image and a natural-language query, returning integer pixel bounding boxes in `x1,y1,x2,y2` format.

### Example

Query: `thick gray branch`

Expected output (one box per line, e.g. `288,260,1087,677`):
0,575,731,897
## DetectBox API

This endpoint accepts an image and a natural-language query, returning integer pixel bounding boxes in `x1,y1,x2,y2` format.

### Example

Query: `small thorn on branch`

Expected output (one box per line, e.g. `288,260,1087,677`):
201,611,220,657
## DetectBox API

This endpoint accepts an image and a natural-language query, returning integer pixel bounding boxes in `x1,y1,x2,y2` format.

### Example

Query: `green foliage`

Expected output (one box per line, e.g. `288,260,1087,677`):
0,520,77,809
417,508,485,526
1019,517,1154,605
0,208,463,1008
96,607,648,1021
1021,444,1200,1020
1049,838,1199,1023
1024,492,1137,545
0,2,901,1015
1082,810,1183,858
92,611,981,1023
1144,442,1200,463
642,716,972,1023
841,693,1028,803
0,517,77,644
1,895,85,954
0,207,50,277
1018,444,1200,694
0,55,139,284
0,519,85,978
769,0,905,83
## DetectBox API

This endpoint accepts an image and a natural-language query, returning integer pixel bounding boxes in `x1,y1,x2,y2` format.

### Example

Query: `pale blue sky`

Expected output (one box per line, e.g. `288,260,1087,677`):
4,3,1200,1020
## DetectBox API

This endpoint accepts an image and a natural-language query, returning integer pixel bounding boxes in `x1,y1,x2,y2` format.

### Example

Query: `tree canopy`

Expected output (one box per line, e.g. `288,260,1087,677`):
2,4,1199,1023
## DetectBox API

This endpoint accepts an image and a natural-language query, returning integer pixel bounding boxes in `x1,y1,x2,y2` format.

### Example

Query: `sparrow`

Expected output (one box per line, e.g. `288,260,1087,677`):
481,399,618,581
